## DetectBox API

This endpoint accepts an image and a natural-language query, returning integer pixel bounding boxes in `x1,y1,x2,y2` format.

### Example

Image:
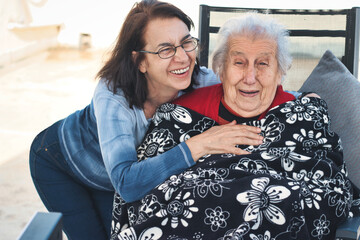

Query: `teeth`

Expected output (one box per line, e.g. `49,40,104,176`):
171,66,189,75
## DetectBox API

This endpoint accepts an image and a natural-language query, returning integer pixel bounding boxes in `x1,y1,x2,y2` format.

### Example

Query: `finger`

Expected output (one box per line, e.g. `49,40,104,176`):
211,145,249,156
225,137,263,147
222,125,261,136
239,137,263,146
223,129,263,141
242,132,264,141
236,125,262,133
220,126,262,137
232,147,250,155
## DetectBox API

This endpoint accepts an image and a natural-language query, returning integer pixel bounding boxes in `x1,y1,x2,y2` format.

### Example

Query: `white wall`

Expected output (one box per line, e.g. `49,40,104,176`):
0,0,359,68
32,0,360,48
27,0,136,48
0,0,61,68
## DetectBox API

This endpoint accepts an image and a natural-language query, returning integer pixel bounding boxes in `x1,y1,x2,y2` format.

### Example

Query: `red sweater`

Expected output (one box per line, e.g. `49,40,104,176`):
173,84,295,124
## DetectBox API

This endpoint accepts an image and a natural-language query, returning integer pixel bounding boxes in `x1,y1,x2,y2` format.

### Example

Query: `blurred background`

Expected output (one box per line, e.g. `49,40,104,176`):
0,0,359,239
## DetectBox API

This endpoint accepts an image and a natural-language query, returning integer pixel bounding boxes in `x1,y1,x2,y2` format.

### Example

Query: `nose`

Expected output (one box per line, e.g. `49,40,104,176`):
173,46,188,61
243,65,256,84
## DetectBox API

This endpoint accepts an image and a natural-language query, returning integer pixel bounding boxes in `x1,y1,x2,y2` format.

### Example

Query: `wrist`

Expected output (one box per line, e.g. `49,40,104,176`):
185,137,205,162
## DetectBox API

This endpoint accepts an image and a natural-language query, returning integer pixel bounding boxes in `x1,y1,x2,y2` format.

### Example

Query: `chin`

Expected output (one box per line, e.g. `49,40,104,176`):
178,78,192,90
237,104,262,116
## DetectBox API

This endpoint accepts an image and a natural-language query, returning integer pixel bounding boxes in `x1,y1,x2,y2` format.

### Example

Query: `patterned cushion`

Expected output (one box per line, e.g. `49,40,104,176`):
299,50,360,189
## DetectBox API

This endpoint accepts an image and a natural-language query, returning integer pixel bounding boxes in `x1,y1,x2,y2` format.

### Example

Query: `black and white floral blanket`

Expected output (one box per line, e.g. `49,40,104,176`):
111,97,360,240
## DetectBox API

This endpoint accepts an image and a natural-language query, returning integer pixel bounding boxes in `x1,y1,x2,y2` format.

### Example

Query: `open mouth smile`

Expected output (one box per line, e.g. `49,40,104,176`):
170,66,189,75
240,90,259,94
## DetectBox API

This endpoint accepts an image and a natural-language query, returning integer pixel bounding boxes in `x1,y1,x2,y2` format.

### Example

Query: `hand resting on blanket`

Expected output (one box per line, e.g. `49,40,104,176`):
186,120,263,160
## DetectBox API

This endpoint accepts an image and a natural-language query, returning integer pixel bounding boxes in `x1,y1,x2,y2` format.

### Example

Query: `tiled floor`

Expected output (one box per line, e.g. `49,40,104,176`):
0,47,106,239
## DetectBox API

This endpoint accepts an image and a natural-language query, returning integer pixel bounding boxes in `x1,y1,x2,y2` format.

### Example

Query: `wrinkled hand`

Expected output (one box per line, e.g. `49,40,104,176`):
185,120,263,161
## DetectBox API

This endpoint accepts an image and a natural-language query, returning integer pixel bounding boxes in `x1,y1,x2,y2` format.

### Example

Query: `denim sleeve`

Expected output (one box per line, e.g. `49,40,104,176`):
93,81,195,202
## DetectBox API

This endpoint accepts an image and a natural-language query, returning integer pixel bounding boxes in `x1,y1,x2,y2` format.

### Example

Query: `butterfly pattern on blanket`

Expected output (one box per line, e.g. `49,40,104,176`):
111,97,360,240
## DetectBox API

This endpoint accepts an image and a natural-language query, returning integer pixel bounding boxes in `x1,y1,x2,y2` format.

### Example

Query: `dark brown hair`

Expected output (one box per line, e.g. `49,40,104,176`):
96,0,200,108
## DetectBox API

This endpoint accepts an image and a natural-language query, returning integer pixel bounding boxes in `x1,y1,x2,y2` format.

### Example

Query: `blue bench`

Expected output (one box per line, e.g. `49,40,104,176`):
18,212,63,240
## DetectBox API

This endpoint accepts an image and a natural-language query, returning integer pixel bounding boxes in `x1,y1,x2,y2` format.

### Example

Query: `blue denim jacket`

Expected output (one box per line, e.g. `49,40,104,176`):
58,67,220,202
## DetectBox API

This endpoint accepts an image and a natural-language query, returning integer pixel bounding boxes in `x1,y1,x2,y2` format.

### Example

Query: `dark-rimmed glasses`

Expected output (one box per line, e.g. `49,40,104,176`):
136,37,199,59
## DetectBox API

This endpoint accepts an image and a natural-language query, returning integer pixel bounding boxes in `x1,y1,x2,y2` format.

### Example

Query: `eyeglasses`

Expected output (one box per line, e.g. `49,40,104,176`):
137,37,199,59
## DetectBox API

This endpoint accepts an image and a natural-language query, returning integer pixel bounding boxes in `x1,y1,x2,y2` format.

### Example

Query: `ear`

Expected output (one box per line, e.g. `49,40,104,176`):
218,67,225,83
276,72,282,85
219,73,224,83
132,51,147,73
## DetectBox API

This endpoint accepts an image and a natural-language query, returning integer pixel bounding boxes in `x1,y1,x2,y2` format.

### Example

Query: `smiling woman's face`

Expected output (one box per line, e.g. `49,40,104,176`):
138,17,196,99
221,35,282,118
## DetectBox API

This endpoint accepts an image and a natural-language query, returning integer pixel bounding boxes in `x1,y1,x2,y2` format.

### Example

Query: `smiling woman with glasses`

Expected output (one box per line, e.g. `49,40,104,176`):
137,37,199,59
29,1,264,239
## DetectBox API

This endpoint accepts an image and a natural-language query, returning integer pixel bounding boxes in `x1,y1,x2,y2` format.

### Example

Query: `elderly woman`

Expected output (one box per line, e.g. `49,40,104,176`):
111,14,359,240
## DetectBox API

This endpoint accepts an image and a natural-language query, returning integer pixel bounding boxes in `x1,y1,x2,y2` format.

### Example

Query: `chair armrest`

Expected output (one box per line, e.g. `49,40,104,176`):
335,216,360,240
17,212,63,240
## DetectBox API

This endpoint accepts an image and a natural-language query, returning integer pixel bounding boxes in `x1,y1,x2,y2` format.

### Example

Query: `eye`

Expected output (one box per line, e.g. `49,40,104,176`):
232,57,246,67
182,39,193,46
181,38,198,51
258,61,269,68
158,46,174,56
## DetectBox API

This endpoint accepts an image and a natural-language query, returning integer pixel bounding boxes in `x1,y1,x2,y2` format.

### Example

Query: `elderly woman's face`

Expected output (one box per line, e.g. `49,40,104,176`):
221,36,282,118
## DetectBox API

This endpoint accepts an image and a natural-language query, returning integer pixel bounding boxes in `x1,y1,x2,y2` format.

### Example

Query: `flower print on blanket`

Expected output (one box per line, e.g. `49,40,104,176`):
111,97,360,240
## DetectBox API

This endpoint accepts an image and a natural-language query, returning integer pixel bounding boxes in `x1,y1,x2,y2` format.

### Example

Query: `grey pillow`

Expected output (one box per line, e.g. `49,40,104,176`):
299,50,360,189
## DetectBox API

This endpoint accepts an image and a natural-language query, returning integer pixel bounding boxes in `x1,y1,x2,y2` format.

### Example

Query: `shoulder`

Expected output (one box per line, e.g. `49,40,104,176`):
93,79,129,106
92,79,140,121
276,85,296,102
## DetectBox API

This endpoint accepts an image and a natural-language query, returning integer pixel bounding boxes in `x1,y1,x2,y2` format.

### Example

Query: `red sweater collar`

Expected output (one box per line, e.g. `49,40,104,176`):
173,84,295,124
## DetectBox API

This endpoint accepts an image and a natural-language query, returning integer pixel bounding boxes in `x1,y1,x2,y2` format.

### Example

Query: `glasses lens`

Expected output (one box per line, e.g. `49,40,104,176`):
157,38,198,59
182,38,198,52
158,46,175,59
